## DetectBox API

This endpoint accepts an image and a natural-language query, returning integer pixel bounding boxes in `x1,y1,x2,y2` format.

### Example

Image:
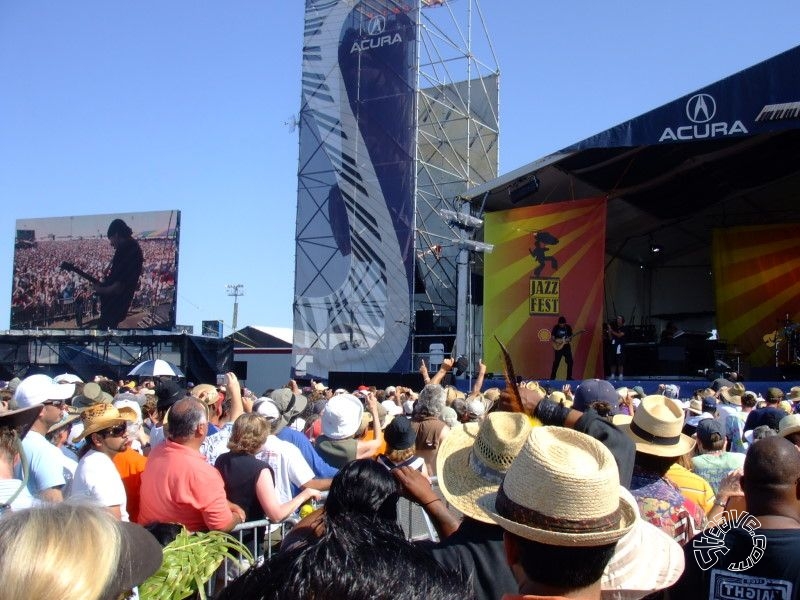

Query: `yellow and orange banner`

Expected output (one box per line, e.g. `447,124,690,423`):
714,224,800,368
483,198,607,379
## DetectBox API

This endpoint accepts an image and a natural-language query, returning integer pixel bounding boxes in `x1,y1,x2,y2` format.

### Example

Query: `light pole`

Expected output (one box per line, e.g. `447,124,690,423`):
226,284,244,337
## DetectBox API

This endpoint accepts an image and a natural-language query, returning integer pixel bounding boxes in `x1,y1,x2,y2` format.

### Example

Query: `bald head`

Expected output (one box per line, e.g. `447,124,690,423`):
743,436,800,490
167,397,206,441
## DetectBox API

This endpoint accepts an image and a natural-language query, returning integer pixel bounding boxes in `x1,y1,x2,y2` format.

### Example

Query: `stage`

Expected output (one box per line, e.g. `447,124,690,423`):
472,376,800,400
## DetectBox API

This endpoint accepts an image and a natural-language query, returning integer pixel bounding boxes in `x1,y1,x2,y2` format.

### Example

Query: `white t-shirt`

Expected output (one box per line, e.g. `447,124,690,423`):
255,435,314,504
0,479,39,513
70,449,129,521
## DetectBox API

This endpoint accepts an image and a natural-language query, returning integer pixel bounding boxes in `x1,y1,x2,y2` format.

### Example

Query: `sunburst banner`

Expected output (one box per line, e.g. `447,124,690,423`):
483,198,607,379
714,224,800,369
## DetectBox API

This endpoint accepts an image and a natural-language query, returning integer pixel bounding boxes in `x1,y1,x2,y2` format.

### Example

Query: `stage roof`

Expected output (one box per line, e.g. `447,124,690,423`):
464,44,800,268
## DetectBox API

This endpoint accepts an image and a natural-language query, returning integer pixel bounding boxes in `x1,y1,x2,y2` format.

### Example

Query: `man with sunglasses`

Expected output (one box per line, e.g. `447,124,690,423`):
10,374,75,503
69,403,136,521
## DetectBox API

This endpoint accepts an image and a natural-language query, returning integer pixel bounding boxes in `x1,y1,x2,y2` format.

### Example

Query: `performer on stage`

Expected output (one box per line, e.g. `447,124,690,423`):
550,316,574,380
608,315,626,380
93,219,144,329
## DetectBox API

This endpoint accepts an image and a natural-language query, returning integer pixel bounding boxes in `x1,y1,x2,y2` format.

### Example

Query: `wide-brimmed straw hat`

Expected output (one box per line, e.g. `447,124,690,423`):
436,412,531,523
73,403,136,442
478,427,637,546
618,395,696,457
191,383,219,406
720,383,745,406
778,414,800,439
600,487,685,599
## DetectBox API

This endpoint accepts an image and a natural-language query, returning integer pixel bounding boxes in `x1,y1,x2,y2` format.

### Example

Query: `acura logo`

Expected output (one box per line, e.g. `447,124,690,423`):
366,15,386,36
686,94,717,124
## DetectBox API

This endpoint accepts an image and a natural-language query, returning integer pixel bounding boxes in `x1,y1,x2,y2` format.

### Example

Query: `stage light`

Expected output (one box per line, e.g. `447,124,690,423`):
650,244,663,254
457,239,494,254
440,209,484,229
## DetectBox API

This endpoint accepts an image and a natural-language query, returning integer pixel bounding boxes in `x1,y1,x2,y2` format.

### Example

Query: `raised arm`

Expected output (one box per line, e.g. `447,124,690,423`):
430,357,454,386
470,358,487,396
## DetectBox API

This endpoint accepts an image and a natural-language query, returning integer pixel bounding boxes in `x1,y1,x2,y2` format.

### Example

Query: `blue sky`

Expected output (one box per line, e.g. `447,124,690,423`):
1,1,798,335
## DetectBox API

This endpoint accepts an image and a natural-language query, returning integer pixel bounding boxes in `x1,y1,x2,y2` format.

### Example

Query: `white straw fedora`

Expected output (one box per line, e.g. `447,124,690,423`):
436,412,532,523
600,488,685,599
478,427,636,546
617,395,695,457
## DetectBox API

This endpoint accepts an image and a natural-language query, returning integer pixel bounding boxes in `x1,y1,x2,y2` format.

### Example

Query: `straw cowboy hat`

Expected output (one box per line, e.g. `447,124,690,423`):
73,403,136,442
436,412,532,523
478,427,637,546
778,414,800,439
617,395,696,457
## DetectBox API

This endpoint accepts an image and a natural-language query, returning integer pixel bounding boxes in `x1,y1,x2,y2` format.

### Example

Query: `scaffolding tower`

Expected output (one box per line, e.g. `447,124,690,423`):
293,0,498,379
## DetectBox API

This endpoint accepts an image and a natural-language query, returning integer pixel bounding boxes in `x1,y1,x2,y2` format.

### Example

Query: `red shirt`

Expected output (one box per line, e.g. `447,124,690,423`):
138,439,233,531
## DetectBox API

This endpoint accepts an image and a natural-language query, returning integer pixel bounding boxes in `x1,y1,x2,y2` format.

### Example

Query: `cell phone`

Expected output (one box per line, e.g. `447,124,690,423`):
216,374,226,386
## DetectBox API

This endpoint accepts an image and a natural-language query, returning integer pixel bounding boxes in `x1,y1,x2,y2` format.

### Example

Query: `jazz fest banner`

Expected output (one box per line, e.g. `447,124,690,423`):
483,198,607,379
713,224,800,369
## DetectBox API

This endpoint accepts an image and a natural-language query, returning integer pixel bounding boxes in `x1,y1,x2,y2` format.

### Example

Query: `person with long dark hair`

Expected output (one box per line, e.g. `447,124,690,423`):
93,218,143,329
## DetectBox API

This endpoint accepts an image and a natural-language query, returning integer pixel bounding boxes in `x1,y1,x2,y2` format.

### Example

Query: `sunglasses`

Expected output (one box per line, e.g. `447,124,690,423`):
101,424,128,438
42,400,65,408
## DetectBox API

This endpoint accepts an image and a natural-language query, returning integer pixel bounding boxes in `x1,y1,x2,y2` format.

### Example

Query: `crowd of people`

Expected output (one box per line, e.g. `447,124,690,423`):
11,236,176,328
1,359,800,599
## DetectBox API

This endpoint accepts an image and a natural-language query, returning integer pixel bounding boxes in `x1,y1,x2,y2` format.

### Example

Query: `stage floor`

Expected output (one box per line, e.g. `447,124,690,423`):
469,377,800,399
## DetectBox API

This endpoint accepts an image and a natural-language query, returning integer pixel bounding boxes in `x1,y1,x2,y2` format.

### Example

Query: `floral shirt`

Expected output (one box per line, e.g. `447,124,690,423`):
630,464,705,545
199,422,234,466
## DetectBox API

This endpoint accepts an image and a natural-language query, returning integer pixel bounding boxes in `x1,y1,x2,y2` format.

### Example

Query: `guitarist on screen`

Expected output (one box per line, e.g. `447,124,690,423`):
550,315,574,380
93,218,143,329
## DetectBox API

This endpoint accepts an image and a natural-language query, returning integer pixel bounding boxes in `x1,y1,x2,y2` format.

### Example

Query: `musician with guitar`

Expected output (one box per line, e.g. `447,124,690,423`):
62,219,143,329
550,316,580,380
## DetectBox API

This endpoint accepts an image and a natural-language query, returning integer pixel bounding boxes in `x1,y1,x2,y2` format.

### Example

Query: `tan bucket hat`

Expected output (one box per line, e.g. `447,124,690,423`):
73,403,136,442
478,427,637,546
778,413,800,439
618,395,696,457
436,412,532,523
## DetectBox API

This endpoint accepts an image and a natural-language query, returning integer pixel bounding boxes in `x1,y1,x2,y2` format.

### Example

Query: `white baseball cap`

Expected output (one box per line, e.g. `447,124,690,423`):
12,374,75,409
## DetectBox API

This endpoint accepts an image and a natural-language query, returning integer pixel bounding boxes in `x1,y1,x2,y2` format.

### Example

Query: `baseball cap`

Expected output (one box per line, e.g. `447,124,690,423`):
701,396,717,414
696,418,725,446
12,374,75,409
573,379,619,412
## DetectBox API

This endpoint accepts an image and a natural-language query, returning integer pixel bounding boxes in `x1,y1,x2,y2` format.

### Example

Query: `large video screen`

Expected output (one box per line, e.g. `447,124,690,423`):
12,210,180,331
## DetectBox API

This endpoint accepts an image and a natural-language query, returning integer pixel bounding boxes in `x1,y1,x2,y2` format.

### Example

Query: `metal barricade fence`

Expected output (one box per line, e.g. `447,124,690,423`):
210,476,447,595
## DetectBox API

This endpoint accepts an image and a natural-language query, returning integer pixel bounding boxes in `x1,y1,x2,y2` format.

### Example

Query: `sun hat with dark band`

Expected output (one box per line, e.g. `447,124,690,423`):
478,427,636,546
618,395,695,457
436,412,531,523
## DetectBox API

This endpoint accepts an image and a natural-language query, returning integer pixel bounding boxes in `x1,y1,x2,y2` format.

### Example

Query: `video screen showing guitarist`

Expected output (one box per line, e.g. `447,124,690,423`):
92,219,144,329
550,316,574,380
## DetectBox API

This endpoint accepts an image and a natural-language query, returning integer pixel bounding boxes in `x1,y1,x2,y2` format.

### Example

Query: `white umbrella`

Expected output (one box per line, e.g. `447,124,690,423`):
128,359,185,378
